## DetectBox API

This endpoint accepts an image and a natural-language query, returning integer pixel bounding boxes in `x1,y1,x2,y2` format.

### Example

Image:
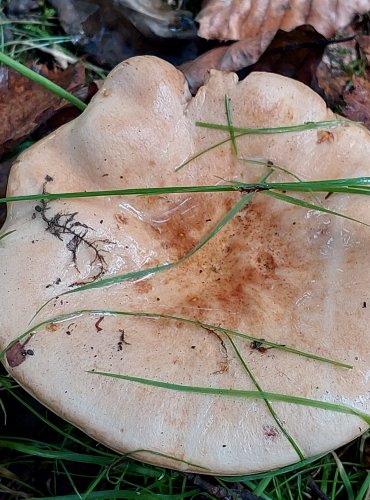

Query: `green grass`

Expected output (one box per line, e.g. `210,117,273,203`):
0,51,87,110
0,2,61,58
0,0,107,90
1,369,369,499
0,40,370,499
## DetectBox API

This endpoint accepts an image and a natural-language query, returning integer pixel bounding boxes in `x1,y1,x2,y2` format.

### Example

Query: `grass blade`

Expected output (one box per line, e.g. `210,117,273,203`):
40,173,272,306
240,158,323,206
332,451,354,500
226,334,304,460
0,376,115,456
253,477,273,496
1,309,351,369
196,119,352,135
217,454,326,481
81,467,107,500
263,191,370,227
122,449,207,470
0,185,236,204
59,461,82,500
260,177,370,194
175,136,233,171
0,50,87,111
0,440,113,463
355,473,370,500
225,95,237,156
88,372,370,426
3,178,370,204
176,120,350,172
0,230,16,241
241,158,304,183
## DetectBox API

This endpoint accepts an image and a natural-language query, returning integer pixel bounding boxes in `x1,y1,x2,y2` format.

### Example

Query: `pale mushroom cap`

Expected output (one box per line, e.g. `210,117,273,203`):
1,56,369,475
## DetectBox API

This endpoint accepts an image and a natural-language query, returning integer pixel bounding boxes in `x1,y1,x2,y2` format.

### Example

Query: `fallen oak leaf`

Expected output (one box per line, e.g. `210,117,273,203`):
0,61,85,158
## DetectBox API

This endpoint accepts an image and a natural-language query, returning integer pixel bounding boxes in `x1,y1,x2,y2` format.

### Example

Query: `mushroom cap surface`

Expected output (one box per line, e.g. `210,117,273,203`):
1,56,369,475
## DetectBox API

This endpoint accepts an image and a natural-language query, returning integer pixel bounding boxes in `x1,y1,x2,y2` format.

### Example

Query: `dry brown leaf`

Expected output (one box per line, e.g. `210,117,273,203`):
192,1,370,88
316,30,370,107
342,74,370,128
0,62,85,157
181,25,333,92
358,34,370,64
198,0,370,41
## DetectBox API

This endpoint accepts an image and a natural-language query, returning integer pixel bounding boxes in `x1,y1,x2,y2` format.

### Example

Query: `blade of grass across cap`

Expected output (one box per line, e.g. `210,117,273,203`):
262,177,370,194
232,177,370,196
0,51,87,111
8,309,351,368
239,158,323,206
35,172,272,314
175,136,233,172
0,311,85,359
3,178,370,205
225,333,304,460
175,120,349,172
88,372,370,426
0,185,237,204
262,191,370,228
0,230,16,241
241,158,304,183
225,95,237,156
196,119,352,135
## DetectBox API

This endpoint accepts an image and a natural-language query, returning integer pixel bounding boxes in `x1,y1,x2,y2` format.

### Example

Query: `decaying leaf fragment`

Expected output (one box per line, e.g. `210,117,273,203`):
342,74,370,128
0,62,85,157
181,25,330,92
188,0,370,89
198,0,370,41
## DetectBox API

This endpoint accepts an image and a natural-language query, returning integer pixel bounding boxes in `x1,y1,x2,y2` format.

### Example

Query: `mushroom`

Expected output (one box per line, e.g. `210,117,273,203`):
0,56,369,475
